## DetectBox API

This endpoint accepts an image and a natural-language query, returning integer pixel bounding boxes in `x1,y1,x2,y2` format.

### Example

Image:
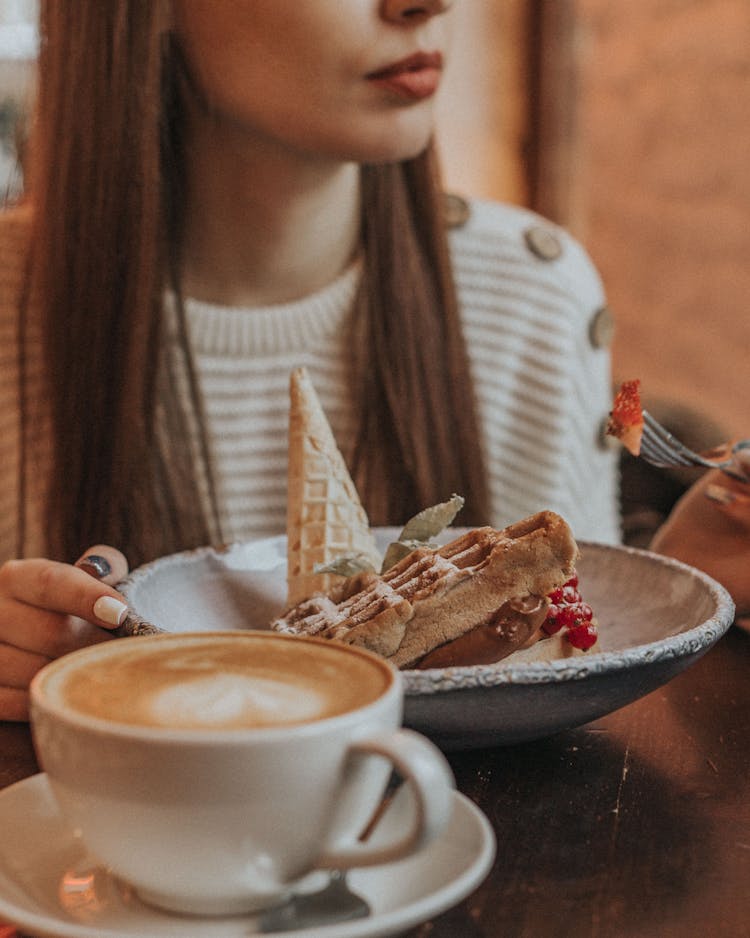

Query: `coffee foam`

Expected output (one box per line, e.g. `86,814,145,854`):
150,674,328,728
50,634,391,731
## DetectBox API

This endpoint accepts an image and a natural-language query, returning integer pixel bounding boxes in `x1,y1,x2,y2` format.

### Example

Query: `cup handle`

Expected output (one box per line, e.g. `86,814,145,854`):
315,728,455,870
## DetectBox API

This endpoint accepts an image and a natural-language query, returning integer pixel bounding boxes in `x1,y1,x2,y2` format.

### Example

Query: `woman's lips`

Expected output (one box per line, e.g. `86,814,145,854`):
366,51,443,101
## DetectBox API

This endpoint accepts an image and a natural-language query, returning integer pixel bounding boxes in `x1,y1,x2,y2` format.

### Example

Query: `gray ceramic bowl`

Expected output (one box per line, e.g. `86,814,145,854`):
118,530,735,750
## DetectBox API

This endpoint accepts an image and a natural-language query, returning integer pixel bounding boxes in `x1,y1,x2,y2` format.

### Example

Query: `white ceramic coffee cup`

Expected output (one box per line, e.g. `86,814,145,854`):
30,631,454,916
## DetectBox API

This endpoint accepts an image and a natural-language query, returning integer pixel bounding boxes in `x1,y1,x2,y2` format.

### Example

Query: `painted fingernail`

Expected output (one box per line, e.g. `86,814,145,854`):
93,596,129,626
77,555,112,579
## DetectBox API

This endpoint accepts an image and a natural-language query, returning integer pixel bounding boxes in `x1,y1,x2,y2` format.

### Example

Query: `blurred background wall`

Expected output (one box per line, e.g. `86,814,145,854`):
575,0,749,441
437,0,749,439
0,0,746,438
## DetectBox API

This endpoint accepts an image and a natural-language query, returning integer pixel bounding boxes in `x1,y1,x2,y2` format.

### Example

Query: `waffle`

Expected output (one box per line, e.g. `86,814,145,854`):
286,367,380,607
273,510,579,669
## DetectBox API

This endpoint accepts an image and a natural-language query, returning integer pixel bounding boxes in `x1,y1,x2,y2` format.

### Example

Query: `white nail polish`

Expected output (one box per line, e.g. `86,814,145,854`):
93,596,129,626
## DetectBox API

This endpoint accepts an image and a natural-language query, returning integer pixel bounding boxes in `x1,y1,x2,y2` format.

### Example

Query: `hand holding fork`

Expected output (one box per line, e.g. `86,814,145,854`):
634,407,750,629
638,411,750,485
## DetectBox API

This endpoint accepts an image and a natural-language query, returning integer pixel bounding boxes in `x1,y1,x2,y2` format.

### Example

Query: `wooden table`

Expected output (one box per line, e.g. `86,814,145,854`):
2,627,749,938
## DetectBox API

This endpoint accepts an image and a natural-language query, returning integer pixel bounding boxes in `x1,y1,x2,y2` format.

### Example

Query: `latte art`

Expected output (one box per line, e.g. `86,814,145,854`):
150,674,328,727
49,633,391,730
30,629,451,918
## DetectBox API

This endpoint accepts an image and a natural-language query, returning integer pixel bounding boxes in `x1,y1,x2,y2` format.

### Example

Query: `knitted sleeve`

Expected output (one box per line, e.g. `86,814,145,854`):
450,199,621,544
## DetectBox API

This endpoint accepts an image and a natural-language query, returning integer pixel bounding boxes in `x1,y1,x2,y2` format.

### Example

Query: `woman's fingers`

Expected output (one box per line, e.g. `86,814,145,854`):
652,468,750,615
0,546,131,721
0,596,113,660
0,641,50,689
0,685,30,722
0,551,130,660
0,558,129,630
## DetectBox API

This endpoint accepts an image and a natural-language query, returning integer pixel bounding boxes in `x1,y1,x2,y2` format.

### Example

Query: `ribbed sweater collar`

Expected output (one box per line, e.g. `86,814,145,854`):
173,258,362,358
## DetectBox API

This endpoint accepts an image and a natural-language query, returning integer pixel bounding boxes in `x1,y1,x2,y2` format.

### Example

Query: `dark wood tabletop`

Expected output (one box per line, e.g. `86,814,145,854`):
2,627,749,938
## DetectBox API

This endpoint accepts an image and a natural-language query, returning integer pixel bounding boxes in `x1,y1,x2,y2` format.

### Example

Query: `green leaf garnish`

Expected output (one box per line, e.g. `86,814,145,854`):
313,553,378,577
381,494,464,573
398,493,465,542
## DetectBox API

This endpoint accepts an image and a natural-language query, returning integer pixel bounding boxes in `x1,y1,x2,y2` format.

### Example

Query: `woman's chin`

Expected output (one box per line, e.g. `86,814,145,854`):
350,134,435,166
328,113,437,166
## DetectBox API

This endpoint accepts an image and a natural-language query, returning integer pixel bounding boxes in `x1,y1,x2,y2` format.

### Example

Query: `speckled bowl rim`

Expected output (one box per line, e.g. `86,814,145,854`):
118,539,735,697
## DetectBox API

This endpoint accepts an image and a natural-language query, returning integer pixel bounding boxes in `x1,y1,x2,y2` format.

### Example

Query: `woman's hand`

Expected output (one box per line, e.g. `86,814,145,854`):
651,462,750,622
0,545,129,721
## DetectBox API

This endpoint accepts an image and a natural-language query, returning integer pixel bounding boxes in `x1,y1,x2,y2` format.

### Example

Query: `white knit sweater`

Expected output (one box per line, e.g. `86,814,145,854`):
179,198,621,545
0,198,620,562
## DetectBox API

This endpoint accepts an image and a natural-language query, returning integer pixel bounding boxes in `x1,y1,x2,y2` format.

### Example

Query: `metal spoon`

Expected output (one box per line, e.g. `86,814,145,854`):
259,772,403,933
258,869,369,932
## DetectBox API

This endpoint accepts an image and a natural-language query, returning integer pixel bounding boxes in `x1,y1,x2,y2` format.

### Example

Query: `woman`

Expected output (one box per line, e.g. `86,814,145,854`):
0,1,743,721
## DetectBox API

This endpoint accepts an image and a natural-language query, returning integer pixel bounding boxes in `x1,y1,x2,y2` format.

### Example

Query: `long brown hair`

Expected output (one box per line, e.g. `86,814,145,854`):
24,1,489,567
352,153,489,527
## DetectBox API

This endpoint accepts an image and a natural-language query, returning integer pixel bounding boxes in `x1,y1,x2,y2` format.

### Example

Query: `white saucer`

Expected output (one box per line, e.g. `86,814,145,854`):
0,774,495,938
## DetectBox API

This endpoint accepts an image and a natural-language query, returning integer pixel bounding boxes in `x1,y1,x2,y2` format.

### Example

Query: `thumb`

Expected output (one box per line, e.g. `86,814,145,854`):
75,545,130,587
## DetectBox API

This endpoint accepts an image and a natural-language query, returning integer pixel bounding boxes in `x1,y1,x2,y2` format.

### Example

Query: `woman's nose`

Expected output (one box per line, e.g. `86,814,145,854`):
381,0,454,23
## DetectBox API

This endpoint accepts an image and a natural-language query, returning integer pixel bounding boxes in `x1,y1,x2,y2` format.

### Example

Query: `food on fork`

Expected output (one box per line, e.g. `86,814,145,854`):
273,511,598,669
286,367,381,606
606,379,644,455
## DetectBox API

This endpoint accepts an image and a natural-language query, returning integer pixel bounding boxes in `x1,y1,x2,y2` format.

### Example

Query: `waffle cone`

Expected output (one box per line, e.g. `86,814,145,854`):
286,367,380,606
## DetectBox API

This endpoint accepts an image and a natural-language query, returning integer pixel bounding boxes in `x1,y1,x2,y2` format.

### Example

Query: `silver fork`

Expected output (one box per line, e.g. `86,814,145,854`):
640,411,750,483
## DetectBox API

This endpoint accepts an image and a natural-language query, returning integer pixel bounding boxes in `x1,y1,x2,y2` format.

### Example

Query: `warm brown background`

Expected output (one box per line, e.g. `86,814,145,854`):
438,0,749,440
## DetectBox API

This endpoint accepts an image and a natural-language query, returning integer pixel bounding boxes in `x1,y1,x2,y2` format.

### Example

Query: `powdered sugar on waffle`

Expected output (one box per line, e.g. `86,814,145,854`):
273,511,578,668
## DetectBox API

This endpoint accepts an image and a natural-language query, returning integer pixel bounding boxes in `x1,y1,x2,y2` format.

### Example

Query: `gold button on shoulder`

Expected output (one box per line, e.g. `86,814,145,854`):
597,416,621,452
443,192,471,228
524,225,563,261
589,305,615,349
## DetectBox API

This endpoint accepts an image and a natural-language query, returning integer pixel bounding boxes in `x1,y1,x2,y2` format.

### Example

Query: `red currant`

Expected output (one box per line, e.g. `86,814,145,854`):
544,570,598,648
556,605,581,629
566,623,598,650
562,584,581,604
542,605,563,634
